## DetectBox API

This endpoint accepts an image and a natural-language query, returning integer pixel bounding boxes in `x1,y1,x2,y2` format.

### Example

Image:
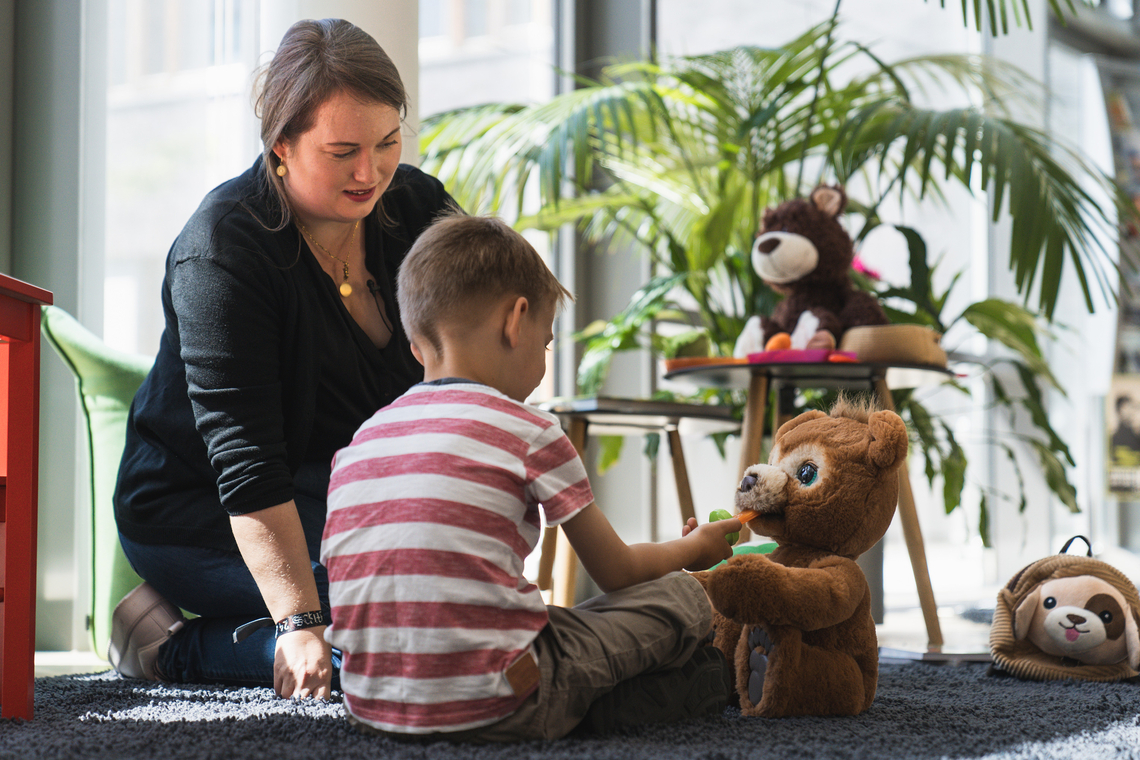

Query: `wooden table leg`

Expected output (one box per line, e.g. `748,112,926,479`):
551,528,578,608
738,374,768,478
736,374,768,544
548,416,588,607
874,378,944,651
667,428,695,525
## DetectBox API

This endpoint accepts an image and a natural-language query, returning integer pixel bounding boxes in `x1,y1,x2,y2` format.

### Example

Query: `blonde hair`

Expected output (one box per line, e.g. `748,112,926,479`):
397,214,573,354
253,18,407,228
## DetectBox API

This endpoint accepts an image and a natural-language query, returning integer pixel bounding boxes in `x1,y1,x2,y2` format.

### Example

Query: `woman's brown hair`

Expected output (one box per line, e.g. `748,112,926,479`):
252,18,407,228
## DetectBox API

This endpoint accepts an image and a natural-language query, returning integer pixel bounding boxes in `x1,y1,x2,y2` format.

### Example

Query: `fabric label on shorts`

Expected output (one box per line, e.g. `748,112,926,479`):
505,650,540,697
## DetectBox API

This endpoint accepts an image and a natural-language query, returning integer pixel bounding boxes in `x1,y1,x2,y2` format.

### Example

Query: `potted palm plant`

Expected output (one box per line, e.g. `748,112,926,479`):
418,1,1134,538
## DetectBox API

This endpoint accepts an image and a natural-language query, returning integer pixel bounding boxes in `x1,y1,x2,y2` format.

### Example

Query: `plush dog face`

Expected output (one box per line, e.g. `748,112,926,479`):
1014,576,1140,668
734,401,908,557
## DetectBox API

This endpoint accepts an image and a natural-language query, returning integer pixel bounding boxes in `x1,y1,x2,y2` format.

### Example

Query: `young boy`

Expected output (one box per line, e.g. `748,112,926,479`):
321,214,740,742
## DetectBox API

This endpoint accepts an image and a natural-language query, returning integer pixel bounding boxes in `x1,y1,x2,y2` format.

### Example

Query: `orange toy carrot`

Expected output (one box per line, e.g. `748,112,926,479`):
736,509,761,524
765,333,792,351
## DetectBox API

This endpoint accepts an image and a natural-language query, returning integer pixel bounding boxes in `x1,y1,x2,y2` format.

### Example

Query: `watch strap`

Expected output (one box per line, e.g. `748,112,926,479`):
274,609,331,638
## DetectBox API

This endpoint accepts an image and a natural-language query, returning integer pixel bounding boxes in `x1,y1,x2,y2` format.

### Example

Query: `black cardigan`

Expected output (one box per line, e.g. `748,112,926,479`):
114,157,454,551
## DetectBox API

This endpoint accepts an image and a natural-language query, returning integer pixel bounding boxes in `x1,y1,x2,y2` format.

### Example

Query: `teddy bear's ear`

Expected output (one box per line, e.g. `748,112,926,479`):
867,410,908,470
810,185,847,218
775,410,828,442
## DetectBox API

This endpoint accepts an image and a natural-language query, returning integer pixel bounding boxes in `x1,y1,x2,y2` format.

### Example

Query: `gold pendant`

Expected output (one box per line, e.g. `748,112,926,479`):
339,281,353,297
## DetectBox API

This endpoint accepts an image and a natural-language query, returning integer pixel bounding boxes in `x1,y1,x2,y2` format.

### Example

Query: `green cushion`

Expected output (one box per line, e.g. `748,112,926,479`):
40,305,154,656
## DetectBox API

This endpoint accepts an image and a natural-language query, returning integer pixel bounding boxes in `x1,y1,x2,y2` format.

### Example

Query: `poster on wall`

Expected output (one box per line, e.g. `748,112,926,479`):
1098,58,1140,495
1108,375,1140,492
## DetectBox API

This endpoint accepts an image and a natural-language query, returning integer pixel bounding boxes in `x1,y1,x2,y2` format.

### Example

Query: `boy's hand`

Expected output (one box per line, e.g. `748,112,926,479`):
682,517,740,571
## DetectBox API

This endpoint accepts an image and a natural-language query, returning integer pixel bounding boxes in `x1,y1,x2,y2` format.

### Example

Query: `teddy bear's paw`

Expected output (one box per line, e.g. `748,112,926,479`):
745,625,775,707
748,625,773,652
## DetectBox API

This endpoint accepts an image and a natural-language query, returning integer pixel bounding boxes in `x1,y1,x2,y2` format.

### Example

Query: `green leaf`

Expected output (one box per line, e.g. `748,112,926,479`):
962,299,1058,388
893,225,939,321
1027,439,1080,513
978,493,990,548
644,432,661,462
999,442,1029,516
940,422,967,514
1011,361,1074,464
597,435,625,474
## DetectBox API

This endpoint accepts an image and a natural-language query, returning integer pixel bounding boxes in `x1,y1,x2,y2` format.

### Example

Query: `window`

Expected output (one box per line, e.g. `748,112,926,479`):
419,0,554,117
104,0,261,355
419,0,557,400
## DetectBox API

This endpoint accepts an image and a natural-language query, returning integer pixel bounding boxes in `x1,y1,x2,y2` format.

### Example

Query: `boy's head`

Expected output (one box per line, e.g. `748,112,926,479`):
397,213,572,357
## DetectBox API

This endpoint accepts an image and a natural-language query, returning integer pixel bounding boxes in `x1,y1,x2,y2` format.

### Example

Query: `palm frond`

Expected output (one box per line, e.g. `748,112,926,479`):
838,104,1126,318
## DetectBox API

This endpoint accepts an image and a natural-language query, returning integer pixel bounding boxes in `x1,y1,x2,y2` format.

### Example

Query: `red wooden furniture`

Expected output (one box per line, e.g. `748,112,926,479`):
0,274,52,720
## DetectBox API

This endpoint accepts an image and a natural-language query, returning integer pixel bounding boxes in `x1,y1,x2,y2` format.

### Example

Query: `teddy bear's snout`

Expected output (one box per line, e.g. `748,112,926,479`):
739,474,758,492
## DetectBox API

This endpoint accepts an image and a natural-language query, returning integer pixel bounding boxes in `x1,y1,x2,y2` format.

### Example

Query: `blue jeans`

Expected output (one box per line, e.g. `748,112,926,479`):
118,464,340,688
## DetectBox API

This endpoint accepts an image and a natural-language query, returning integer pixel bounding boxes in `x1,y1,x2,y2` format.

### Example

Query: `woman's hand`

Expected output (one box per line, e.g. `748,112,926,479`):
230,502,330,700
274,628,333,700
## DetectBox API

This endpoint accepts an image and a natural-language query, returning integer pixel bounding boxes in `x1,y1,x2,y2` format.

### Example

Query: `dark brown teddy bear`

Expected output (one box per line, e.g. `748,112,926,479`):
753,185,888,350
697,396,908,717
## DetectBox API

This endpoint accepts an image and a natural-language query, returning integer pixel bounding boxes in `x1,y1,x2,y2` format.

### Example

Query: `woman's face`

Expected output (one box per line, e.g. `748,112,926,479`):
275,90,402,225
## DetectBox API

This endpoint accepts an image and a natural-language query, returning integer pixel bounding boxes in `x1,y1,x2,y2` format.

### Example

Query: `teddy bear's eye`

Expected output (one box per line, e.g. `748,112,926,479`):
1100,610,1114,624
796,463,818,486
1044,597,1056,609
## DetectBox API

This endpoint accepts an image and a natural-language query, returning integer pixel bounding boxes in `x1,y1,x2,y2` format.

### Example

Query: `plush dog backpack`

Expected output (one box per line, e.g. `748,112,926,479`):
990,536,1140,681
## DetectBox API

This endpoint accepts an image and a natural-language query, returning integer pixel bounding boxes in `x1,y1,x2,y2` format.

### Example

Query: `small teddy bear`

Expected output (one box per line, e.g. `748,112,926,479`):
751,185,888,351
697,395,908,717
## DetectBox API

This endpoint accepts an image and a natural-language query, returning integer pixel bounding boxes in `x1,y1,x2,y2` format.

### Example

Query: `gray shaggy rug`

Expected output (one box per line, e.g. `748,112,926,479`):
4,662,1140,759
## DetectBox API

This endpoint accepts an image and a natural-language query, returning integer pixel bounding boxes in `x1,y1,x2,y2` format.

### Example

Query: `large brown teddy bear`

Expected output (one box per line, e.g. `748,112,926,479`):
752,185,888,350
698,396,908,717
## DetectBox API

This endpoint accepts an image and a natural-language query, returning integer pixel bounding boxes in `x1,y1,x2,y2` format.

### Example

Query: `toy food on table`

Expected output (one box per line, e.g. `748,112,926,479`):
745,349,858,364
764,333,792,351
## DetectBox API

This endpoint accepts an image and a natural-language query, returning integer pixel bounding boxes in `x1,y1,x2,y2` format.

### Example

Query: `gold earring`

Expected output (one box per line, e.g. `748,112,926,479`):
276,163,287,177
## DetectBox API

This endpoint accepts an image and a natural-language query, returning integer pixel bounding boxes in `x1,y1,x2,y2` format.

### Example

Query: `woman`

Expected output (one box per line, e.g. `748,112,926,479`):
110,18,456,700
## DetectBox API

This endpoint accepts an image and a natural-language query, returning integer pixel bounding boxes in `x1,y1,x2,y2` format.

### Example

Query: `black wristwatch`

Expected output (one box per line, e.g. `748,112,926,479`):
275,609,331,639
232,609,331,644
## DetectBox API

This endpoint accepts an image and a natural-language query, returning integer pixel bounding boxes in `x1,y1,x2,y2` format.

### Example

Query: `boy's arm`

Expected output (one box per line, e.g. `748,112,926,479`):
558,502,739,593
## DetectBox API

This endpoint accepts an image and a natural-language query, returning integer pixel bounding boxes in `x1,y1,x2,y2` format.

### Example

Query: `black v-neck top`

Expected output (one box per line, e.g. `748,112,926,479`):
114,157,455,551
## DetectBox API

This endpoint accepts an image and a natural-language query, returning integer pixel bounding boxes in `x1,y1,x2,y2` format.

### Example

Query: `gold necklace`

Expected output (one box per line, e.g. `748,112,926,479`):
298,219,360,297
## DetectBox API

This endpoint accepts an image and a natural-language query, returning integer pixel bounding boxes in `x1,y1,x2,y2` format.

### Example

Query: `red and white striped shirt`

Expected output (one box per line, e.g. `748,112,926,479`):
321,380,593,734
